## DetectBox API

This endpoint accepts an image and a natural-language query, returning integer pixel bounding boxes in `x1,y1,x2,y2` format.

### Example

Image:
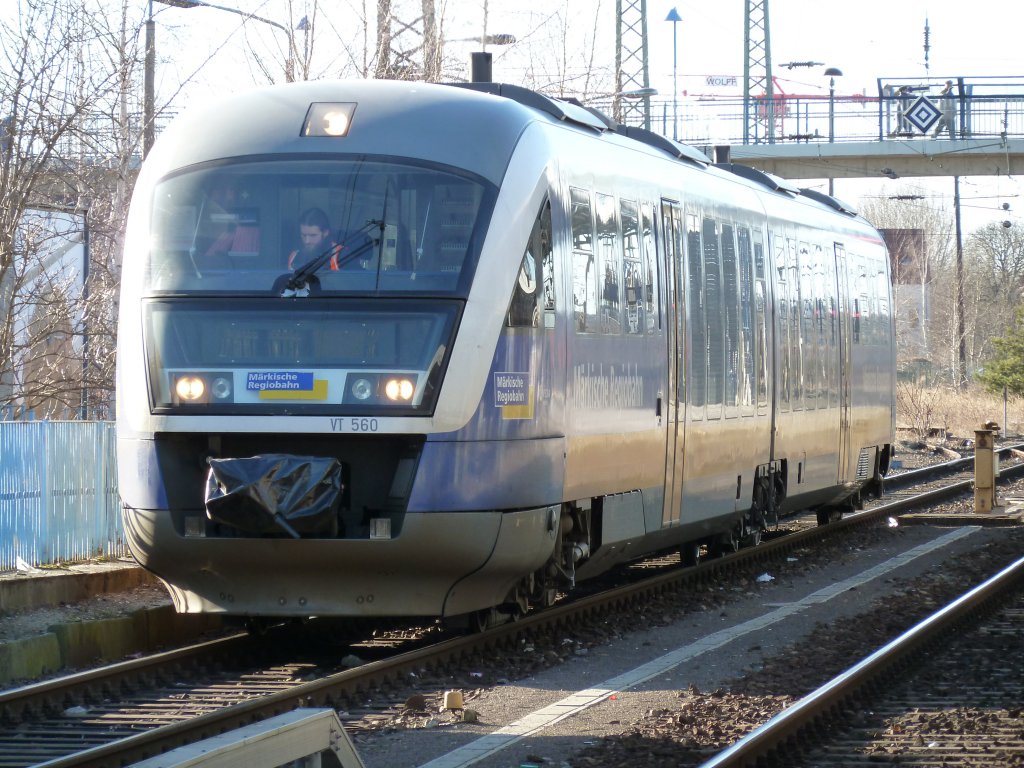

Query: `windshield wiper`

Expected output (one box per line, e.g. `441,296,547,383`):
276,219,384,297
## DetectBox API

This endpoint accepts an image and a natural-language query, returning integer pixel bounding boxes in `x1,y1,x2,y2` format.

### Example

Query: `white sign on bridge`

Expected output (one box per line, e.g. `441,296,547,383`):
904,96,942,134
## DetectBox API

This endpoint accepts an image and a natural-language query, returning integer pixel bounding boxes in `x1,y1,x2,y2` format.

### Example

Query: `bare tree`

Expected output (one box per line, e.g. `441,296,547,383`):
513,1,615,100
967,222,1024,308
963,221,1024,367
0,0,132,418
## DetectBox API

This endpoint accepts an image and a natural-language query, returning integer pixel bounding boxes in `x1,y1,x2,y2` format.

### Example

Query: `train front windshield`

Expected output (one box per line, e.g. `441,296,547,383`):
141,157,494,415
147,157,494,295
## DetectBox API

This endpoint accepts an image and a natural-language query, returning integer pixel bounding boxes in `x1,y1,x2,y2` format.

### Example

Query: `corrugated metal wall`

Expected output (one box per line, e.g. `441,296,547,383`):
0,421,122,570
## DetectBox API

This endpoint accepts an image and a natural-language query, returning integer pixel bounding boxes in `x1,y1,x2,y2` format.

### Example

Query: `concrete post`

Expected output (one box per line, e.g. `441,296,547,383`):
974,429,996,513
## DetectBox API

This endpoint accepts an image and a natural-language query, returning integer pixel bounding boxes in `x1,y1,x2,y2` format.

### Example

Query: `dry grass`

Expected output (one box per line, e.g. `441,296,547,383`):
897,383,1023,441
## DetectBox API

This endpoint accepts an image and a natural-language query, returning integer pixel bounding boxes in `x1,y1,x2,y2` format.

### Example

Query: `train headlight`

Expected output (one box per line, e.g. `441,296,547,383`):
342,373,420,406
211,376,233,400
302,102,356,137
350,377,374,401
384,377,415,402
174,375,206,402
166,372,234,407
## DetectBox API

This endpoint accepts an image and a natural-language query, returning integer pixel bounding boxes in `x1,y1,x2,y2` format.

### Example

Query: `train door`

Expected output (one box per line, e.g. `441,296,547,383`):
834,243,853,481
764,231,778,461
661,200,685,526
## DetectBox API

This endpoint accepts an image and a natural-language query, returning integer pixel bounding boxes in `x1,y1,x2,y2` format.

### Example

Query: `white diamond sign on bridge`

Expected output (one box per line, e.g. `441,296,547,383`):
904,96,942,134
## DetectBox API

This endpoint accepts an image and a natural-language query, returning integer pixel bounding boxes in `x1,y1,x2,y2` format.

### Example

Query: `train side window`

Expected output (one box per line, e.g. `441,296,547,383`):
737,227,755,413
859,260,868,344
774,236,790,412
814,247,827,409
686,214,706,414
506,198,552,328
721,223,740,413
853,258,866,344
641,204,660,331
703,217,723,417
799,243,815,410
570,187,597,333
596,193,621,334
877,266,891,346
543,211,556,321
621,199,644,335
826,252,838,406
753,234,769,411
787,238,802,409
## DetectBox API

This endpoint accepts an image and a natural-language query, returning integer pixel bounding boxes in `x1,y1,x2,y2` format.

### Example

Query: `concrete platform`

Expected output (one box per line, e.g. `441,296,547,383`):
0,560,224,686
0,605,224,685
0,559,156,613
897,504,1024,527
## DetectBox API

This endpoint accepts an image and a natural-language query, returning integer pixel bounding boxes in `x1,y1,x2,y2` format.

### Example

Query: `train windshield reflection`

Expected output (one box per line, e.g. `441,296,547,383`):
146,157,495,295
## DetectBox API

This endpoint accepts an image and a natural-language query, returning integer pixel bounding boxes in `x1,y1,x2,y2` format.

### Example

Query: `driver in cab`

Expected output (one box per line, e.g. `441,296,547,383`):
287,207,342,270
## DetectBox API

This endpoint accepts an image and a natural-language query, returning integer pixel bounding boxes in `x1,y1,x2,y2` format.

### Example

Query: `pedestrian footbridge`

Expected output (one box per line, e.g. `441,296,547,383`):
727,136,1024,179
601,75,1024,180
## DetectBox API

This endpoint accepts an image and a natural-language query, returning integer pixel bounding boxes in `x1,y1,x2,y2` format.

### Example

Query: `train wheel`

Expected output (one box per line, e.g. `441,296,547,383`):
469,604,522,632
470,608,501,632
816,507,842,526
740,524,762,548
680,541,703,567
709,526,741,558
244,618,273,636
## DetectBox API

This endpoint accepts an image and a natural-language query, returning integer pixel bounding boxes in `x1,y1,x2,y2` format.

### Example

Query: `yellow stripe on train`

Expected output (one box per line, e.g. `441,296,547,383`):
258,379,329,400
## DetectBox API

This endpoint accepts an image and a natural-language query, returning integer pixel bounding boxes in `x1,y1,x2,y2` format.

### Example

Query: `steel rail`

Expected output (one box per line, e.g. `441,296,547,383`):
698,552,1024,768
884,441,1024,491
0,632,251,719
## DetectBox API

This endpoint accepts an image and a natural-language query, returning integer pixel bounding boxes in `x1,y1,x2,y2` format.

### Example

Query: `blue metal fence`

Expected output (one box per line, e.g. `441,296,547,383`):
0,421,123,570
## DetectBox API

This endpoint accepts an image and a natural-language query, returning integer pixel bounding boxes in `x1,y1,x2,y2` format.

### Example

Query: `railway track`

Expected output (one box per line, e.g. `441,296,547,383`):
2,456,1022,768
701,552,1024,768
886,441,1024,493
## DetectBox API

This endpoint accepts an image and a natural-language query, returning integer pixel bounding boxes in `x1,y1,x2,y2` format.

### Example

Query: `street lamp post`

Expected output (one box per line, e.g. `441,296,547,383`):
144,1,155,158
824,66,842,194
824,66,842,143
154,0,298,82
666,8,681,141
954,175,967,387
144,0,299,158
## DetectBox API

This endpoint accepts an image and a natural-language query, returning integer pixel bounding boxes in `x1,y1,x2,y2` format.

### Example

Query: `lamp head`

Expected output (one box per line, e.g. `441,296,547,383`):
666,7,682,22
620,87,658,99
486,33,516,45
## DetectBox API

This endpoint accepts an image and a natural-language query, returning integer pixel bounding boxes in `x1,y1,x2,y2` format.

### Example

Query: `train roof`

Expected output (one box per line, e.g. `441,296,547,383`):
446,82,861,219
145,78,860,220
146,80,536,185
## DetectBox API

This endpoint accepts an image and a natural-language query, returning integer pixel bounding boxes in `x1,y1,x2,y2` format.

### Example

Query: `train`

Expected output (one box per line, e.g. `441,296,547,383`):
116,79,895,625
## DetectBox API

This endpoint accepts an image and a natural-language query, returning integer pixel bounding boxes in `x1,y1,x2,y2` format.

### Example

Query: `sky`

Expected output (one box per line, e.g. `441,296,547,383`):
145,0,1024,98
13,0,1019,232
136,0,1024,232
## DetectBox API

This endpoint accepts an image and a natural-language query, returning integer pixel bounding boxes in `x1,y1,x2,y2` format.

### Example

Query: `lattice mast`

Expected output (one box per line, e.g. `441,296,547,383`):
743,0,774,143
614,0,651,129
374,0,441,81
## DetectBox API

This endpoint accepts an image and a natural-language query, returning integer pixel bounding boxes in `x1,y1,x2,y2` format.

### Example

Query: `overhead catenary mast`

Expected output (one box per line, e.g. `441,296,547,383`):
743,0,773,144
614,0,652,129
